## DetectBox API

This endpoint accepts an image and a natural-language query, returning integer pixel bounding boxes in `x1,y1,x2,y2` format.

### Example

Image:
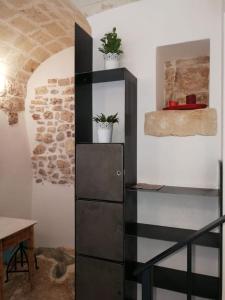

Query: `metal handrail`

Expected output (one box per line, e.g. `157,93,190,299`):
134,215,225,277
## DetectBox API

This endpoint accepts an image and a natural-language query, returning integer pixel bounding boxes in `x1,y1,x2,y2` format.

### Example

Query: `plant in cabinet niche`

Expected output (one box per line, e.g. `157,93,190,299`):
93,113,119,143
98,27,123,70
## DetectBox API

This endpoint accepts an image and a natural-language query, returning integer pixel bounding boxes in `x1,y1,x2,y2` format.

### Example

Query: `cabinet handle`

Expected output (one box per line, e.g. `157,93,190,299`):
116,170,121,176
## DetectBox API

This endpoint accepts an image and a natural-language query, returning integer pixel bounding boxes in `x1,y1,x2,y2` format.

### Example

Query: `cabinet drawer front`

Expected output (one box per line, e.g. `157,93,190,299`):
76,200,124,261
76,255,124,300
76,144,124,202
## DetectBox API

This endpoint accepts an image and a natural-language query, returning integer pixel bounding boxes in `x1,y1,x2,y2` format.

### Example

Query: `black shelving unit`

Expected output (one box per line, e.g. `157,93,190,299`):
75,24,137,300
75,23,222,300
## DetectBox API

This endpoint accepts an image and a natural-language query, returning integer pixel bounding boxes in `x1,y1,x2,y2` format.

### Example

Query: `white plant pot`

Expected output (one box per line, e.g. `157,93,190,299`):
97,122,113,143
104,53,120,70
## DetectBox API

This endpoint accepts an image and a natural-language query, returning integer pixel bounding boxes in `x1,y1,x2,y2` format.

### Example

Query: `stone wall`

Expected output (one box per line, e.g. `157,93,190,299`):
164,56,209,105
30,77,74,184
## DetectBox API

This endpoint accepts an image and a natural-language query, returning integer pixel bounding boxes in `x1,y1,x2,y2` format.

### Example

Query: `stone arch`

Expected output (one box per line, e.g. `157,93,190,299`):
0,0,91,124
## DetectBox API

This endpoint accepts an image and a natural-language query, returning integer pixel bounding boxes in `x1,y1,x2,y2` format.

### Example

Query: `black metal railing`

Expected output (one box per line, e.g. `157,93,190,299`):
134,215,225,300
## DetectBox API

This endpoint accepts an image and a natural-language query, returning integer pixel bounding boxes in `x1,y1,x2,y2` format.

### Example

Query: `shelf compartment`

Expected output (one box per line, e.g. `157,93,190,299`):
126,263,219,299
125,223,219,248
127,185,219,197
76,68,136,85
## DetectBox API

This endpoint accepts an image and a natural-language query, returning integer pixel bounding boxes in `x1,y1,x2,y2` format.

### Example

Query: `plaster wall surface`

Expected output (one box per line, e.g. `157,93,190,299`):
89,0,222,189
0,112,32,219
25,47,74,248
89,1,223,299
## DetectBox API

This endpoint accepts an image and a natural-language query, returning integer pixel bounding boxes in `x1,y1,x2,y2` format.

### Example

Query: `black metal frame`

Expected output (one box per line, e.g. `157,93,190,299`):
5,242,39,283
134,214,225,300
75,24,137,300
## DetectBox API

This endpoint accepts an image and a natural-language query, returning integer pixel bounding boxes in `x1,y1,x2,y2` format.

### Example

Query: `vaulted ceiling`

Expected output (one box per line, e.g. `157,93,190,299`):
0,0,90,124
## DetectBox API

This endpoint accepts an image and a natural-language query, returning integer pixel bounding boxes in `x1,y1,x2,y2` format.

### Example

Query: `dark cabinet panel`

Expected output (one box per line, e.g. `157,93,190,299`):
76,255,124,300
76,200,124,261
76,144,124,202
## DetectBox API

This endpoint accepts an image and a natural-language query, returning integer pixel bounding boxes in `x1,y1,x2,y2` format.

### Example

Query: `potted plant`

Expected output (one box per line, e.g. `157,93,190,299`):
98,27,123,70
93,113,119,143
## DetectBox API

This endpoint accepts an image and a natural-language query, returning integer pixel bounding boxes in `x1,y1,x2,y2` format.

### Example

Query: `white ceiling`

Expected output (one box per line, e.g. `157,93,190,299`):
72,0,139,16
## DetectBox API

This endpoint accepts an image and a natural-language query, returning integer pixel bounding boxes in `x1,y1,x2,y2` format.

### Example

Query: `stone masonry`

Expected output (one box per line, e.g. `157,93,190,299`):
0,0,90,125
164,56,209,105
144,108,217,137
30,77,74,185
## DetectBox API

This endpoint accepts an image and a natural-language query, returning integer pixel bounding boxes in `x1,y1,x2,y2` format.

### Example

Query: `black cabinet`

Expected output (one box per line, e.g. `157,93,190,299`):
76,144,124,202
75,24,137,300
76,199,124,261
76,256,124,300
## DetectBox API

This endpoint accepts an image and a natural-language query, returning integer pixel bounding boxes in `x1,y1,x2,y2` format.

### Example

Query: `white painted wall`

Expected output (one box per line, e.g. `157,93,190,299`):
89,1,223,299
89,0,222,189
25,47,75,248
0,112,32,219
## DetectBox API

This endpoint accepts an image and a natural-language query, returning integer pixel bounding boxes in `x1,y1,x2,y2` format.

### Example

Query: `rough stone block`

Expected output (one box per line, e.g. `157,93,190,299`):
58,78,70,86
43,22,66,37
31,47,50,62
56,132,65,141
57,160,70,168
8,112,18,125
42,133,54,144
10,16,36,33
33,144,46,155
48,79,57,85
22,7,50,23
24,59,39,73
0,3,16,19
60,111,73,123
51,98,62,105
65,138,74,156
50,89,59,95
63,87,74,95
14,36,35,52
32,113,41,120
30,29,52,44
43,111,53,119
144,108,217,137
0,23,17,43
46,41,64,53
35,86,48,95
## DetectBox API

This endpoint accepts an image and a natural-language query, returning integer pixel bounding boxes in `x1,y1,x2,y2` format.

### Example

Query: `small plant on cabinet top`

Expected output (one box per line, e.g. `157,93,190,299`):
98,27,123,70
98,27,123,55
93,113,119,124
93,113,119,143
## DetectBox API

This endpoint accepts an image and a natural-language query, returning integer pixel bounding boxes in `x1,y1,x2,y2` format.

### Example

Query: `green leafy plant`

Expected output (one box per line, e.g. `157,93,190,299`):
98,27,123,55
93,113,119,124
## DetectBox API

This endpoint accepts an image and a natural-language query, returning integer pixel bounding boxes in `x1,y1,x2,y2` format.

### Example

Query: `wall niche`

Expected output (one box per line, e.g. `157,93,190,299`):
156,39,210,110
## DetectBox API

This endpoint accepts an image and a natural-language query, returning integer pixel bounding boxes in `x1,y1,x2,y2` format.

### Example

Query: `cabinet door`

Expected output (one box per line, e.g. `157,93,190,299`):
76,144,123,202
76,200,123,261
76,255,124,300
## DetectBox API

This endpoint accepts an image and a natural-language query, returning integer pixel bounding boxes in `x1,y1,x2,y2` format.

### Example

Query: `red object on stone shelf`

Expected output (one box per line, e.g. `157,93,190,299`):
167,100,178,107
186,94,197,104
163,103,207,110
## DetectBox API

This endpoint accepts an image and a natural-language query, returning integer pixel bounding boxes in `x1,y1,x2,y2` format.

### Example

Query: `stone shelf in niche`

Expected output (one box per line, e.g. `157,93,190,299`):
144,108,217,137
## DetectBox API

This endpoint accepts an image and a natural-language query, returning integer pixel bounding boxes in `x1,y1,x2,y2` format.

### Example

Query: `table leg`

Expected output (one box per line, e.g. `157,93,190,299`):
0,241,4,300
27,226,35,290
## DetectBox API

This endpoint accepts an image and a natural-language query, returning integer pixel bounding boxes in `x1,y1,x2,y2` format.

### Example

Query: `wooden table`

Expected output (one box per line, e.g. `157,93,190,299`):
0,217,36,300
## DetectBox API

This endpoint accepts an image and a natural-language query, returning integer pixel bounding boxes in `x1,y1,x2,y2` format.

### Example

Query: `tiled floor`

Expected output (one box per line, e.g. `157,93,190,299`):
4,248,74,300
